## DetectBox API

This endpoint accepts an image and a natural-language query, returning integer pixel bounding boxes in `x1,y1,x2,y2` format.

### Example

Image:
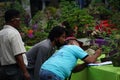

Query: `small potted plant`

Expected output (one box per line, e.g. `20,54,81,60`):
108,39,120,67
100,30,120,67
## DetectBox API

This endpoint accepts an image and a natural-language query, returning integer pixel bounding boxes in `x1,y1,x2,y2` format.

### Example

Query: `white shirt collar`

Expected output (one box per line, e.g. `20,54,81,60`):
3,25,17,31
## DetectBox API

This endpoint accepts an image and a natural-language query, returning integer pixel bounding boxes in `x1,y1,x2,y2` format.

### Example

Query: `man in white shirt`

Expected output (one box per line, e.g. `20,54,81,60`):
0,9,30,80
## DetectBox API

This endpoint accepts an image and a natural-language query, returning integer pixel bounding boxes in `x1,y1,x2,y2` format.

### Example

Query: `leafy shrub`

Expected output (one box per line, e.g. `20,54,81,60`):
24,31,48,46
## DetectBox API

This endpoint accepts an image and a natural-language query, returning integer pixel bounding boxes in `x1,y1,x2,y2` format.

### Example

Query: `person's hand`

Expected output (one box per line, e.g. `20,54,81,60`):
23,72,31,80
95,48,102,56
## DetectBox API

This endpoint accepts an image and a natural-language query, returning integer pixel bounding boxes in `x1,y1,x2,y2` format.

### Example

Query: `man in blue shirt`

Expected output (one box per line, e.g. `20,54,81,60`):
39,37,102,80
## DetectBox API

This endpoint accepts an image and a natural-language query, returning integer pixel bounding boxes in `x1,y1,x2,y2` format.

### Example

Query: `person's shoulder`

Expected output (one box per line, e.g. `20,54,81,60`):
35,39,51,48
5,25,19,35
62,45,82,52
39,39,50,45
0,28,3,33
9,29,18,35
64,45,79,48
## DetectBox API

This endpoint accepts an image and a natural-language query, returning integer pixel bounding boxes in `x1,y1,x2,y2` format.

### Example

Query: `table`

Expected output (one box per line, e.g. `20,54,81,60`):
88,65,120,80
71,68,87,80
71,54,120,80
71,64,120,80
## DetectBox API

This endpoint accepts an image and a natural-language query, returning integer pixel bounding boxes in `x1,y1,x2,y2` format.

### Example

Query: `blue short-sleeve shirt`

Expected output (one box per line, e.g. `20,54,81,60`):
41,45,88,79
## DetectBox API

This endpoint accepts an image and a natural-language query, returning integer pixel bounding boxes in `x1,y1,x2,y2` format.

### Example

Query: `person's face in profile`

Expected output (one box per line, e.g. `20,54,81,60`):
11,17,21,28
55,32,66,48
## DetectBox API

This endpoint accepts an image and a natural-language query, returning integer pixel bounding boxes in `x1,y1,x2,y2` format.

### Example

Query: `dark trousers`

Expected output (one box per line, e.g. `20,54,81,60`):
39,69,63,80
0,64,24,80
27,68,34,80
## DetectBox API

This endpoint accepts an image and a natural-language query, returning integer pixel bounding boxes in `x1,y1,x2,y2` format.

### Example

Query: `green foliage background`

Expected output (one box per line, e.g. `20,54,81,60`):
0,0,120,46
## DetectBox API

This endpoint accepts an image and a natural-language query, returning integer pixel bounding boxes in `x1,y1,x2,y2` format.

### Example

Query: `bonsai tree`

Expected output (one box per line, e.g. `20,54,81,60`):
59,1,95,38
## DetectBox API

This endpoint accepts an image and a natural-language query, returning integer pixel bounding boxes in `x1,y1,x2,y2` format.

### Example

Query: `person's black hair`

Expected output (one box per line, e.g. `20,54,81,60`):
4,9,20,23
48,26,66,41
62,21,75,37
62,21,70,29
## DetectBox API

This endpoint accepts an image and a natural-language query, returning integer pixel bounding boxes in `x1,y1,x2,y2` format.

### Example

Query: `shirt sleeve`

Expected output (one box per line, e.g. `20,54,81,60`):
72,45,88,59
10,32,26,56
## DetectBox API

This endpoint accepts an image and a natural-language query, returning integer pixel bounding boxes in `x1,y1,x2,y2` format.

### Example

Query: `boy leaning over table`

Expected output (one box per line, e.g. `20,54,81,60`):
39,36,102,80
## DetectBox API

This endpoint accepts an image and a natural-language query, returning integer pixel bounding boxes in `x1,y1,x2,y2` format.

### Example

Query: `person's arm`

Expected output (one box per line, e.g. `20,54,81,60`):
83,48,102,63
15,54,30,80
72,63,87,73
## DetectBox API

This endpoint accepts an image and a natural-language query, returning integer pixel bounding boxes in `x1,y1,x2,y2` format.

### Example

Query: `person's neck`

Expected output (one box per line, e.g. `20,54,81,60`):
6,22,14,27
51,41,56,47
